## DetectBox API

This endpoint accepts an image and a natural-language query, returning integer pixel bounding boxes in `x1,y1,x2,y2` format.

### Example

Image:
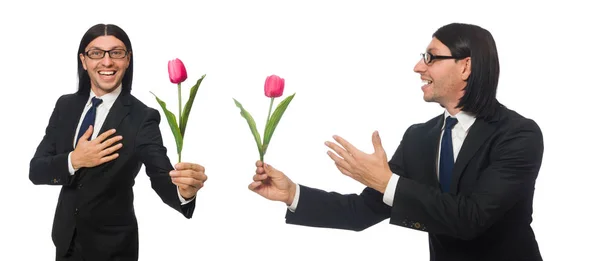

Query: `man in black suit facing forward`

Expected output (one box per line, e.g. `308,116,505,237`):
249,23,544,261
30,23,208,261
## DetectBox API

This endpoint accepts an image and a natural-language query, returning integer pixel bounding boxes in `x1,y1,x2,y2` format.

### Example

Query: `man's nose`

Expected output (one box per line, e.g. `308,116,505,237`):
413,59,426,73
100,54,114,66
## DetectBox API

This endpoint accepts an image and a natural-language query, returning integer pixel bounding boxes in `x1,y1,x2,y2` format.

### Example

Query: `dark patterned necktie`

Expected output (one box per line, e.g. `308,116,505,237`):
75,97,103,146
439,116,458,192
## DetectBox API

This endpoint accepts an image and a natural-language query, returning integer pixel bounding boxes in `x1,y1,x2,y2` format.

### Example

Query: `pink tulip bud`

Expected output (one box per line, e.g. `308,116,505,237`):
264,75,285,98
168,58,188,84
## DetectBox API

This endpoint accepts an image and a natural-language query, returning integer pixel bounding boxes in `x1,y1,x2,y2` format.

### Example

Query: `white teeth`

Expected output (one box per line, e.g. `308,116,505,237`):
422,80,432,84
99,71,115,75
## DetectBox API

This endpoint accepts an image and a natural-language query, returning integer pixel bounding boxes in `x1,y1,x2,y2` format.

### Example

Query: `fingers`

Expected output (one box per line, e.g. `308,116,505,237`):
170,169,208,182
325,140,355,164
100,142,123,157
175,162,205,172
78,125,94,143
327,150,352,171
253,173,269,182
248,181,262,191
198,172,208,182
100,135,123,149
263,163,282,178
174,183,203,194
95,129,117,143
171,163,207,190
172,177,204,188
255,160,264,167
372,131,385,156
171,168,207,188
99,153,119,164
332,135,359,156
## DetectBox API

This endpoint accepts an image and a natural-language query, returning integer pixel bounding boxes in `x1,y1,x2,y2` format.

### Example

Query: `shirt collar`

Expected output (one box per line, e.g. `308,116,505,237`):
88,85,122,107
442,110,477,132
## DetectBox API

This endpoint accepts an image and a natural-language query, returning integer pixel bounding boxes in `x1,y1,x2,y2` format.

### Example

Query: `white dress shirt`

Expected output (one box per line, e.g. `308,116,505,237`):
67,86,193,205
288,110,476,211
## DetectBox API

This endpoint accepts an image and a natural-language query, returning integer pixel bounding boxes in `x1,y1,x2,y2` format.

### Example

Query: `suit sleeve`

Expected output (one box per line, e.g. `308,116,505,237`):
135,108,195,219
285,184,391,231
389,119,544,240
29,95,75,186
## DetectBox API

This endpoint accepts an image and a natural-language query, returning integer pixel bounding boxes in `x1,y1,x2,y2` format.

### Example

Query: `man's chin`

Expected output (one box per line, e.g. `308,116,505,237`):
92,84,120,95
102,85,119,92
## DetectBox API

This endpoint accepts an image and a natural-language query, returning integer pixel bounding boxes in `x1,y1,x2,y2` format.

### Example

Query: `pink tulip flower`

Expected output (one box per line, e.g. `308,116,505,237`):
168,58,188,84
264,75,284,98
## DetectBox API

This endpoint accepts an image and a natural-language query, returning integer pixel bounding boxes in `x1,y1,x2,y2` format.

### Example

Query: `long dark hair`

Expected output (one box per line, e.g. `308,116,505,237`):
433,23,501,120
76,24,133,95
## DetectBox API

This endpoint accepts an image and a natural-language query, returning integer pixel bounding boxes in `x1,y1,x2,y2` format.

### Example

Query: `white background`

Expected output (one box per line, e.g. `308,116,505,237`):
0,0,598,260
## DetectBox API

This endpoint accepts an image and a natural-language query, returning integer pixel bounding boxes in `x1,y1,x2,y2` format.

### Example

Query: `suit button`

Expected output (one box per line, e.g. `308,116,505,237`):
414,222,421,229
75,208,79,215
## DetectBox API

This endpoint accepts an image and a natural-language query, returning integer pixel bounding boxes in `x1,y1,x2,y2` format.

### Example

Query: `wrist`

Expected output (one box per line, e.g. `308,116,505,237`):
377,171,393,194
71,151,81,169
286,182,297,206
182,193,194,201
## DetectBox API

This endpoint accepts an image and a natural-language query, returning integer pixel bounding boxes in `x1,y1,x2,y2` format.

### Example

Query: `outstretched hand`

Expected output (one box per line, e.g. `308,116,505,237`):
325,131,392,193
249,160,296,206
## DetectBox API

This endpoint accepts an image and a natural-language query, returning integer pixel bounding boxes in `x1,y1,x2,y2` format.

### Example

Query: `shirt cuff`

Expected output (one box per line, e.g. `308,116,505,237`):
177,186,195,205
287,183,301,212
383,174,399,207
68,151,78,175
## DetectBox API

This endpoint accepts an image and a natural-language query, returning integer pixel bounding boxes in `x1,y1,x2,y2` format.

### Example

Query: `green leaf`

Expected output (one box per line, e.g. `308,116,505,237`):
180,74,206,139
233,98,264,159
262,93,295,155
150,92,183,156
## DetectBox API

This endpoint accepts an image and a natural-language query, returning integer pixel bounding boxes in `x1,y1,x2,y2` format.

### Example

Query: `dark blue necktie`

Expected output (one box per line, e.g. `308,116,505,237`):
76,97,103,146
439,116,458,192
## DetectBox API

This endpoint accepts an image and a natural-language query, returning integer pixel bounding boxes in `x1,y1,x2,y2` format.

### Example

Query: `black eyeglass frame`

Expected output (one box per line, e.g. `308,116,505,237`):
420,52,468,64
83,48,130,59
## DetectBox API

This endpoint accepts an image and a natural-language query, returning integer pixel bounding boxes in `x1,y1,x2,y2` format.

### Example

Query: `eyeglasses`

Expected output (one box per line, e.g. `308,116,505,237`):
420,52,467,65
84,48,129,59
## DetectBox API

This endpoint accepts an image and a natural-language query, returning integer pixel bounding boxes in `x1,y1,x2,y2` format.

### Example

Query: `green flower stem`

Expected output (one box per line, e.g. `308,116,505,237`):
178,82,182,163
262,97,274,162
178,83,182,125
266,98,274,128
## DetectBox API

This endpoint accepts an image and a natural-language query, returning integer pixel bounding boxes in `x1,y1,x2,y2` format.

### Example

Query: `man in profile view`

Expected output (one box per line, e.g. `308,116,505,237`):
249,23,544,261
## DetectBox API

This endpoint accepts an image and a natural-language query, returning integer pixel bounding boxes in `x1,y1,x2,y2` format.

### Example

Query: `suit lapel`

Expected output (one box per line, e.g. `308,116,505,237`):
449,115,498,193
66,94,89,150
423,114,444,186
98,92,131,136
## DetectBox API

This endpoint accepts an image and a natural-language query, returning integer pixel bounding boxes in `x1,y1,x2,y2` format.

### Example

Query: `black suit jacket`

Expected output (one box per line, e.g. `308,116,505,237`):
285,105,544,261
29,91,195,260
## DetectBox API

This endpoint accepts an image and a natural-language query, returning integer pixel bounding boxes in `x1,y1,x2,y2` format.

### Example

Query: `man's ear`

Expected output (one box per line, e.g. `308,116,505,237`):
79,53,87,70
460,57,471,81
